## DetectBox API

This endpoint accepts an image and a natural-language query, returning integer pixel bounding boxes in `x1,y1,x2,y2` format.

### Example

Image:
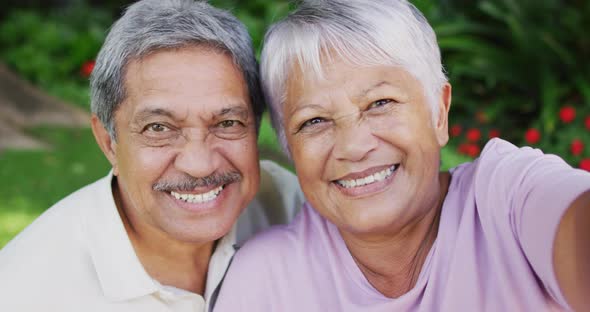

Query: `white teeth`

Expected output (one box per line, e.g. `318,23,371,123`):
171,185,223,203
336,165,397,188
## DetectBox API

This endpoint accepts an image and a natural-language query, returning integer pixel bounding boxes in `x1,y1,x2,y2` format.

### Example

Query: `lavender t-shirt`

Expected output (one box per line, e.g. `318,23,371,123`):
215,139,590,311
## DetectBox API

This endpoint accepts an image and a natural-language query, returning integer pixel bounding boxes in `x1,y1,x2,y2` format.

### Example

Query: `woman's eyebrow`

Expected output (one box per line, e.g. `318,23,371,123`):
354,80,391,100
288,104,325,116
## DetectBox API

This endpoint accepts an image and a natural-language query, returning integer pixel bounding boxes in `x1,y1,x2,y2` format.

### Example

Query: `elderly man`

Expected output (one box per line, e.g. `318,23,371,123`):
0,0,303,311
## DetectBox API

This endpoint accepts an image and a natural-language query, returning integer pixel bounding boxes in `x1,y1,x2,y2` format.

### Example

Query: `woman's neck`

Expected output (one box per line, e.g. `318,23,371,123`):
340,172,450,298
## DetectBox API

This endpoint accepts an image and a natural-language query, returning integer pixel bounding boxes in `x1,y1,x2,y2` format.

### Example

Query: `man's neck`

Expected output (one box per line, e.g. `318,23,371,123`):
112,182,215,295
340,172,450,298
128,227,215,295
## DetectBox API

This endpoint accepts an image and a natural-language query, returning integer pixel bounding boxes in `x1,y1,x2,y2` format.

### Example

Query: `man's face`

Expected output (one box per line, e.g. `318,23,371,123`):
107,46,259,244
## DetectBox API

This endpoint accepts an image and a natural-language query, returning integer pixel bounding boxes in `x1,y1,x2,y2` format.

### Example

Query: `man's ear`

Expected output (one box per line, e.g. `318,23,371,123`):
91,114,119,176
435,83,452,147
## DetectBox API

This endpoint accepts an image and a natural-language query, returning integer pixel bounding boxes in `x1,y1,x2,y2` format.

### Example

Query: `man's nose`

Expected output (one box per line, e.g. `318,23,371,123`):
174,131,219,178
332,114,378,162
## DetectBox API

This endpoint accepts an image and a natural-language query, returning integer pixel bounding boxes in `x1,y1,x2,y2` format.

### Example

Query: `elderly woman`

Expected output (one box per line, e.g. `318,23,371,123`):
214,0,590,311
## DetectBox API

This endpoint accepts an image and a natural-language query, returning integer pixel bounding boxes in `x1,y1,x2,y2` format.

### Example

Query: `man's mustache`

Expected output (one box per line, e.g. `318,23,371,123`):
152,171,242,192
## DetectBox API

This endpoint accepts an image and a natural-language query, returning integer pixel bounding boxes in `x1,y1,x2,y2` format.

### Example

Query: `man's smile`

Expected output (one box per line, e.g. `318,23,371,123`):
170,185,224,203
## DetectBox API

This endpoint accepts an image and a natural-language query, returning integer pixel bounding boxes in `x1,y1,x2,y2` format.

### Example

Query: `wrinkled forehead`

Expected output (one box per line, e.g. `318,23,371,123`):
119,46,250,117
285,46,420,99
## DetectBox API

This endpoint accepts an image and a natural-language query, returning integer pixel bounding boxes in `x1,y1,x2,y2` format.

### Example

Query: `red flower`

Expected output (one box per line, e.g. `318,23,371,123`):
559,106,576,123
80,60,95,78
571,139,584,156
488,129,500,139
458,143,480,158
466,144,480,158
585,116,590,131
580,159,590,172
524,128,541,144
458,143,469,154
466,128,481,142
450,124,462,137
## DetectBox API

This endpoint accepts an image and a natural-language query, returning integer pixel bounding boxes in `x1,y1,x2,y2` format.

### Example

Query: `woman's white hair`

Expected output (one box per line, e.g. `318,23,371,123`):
261,0,447,154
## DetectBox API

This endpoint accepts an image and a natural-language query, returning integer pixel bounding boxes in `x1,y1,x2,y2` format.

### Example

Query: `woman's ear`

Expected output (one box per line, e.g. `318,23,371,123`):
91,114,119,175
435,83,452,147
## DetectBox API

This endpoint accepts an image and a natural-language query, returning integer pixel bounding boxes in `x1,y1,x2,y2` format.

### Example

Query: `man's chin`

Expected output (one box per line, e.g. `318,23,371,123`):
159,199,242,243
153,181,250,243
163,217,236,245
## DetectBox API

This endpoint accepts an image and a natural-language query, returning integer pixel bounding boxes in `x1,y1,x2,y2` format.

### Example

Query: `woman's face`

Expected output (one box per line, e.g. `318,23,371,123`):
284,59,451,236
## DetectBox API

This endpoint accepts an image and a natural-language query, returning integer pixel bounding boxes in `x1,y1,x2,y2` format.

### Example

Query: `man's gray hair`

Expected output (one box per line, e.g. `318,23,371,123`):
91,0,263,139
261,0,447,154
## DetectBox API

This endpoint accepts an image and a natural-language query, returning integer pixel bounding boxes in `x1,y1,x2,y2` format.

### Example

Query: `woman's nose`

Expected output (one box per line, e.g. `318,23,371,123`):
332,114,378,162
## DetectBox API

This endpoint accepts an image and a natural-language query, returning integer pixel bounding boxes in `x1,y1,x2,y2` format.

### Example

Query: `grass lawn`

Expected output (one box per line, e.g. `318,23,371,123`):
0,116,470,248
0,127,110,247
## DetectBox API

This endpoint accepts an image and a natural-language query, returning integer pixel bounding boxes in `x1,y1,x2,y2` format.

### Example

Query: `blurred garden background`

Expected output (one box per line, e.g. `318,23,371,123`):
0,0,589,248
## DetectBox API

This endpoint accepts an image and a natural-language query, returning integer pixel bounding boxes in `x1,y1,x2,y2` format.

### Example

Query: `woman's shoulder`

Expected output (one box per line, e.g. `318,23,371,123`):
448,138,569,189
474,138,566,172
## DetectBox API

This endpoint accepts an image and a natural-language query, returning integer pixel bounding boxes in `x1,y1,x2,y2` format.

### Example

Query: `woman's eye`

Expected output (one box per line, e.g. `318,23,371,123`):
369,99,393,109
300,117,325,130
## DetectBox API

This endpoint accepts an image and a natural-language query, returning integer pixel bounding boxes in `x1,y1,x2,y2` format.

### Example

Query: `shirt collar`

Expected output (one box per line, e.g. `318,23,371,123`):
82,171,239,303
83,171,158,301
205,224,237,301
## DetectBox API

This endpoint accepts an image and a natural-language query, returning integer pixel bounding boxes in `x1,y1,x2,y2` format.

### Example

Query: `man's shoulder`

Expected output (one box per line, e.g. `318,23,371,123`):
0,173,114,308
236,160,304,243
257,159,303,207
0,174,110,268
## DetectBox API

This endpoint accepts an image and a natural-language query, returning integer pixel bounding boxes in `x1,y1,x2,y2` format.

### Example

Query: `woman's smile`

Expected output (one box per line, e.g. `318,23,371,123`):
332,164,399,197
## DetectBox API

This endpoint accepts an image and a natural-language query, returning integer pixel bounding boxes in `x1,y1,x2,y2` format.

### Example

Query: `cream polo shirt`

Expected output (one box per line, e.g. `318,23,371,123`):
0,160,303,312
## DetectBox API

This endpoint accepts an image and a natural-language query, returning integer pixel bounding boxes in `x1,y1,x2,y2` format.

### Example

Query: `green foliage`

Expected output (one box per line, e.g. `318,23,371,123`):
210,0,292,56
0,5,111,109
425,0,590,166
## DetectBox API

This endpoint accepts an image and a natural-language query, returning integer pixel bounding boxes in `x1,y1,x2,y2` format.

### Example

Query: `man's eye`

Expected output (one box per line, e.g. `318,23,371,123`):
145,123,169,132
217,120,244,128
368,99,393,109
299,117,325,130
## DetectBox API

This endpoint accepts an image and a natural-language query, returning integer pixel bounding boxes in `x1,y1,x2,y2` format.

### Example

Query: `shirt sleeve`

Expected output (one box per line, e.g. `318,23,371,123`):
474,139,590,308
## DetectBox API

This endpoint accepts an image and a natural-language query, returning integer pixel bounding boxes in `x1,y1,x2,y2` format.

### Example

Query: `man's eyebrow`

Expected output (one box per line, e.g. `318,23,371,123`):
214,106,249,119
133,108,180,123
